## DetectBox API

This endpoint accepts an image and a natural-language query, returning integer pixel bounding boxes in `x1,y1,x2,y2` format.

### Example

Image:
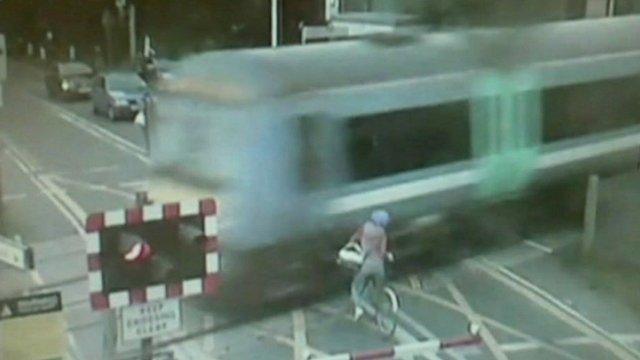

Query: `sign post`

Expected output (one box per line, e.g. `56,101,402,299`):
0,292,66,360
119,299,182,345
0,235,34,270
118,299,182,360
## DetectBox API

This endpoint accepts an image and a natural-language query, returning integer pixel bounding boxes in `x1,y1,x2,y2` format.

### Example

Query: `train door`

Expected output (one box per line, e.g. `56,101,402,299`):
470,71,542,198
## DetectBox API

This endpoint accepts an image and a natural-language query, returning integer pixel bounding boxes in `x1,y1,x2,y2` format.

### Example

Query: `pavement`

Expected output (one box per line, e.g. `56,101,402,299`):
1,59,639,360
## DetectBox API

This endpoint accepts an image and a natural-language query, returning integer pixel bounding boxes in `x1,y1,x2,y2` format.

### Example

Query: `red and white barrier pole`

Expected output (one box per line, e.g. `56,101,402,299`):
313,335,482,360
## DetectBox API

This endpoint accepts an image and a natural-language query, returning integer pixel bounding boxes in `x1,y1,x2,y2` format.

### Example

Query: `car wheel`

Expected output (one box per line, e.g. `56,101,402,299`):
108,107,116,121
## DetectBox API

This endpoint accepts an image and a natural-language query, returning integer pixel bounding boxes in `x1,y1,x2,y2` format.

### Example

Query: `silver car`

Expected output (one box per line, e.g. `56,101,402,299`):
91,72,150,121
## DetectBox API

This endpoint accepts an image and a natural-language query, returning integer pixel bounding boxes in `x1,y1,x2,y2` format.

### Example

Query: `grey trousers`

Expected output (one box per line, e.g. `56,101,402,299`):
351,256,385,310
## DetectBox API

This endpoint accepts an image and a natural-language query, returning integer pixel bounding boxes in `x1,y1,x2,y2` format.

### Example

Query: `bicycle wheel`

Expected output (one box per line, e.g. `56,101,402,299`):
375,287,398,336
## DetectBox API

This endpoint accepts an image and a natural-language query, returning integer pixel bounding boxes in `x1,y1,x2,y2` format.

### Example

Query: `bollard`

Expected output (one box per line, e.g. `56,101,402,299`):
39,46,46,61
27,42,34,56
69,45,76,61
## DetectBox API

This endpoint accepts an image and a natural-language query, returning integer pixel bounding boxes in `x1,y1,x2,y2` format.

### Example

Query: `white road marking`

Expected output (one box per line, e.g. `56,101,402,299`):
442,277,509,360
1,193,27,202
87,165,119,173
39,175,87,223
252,325,328,358
501,333,640,352
558,334,640,345
473,259,640,360
523,240,553,254
28,92,149,164
58,112,151,165
2,139,85,233
396,284,583,360
313,303,443,360
49,174,135,200
293,310,310,360
118,180,150,189
47,165,119,177
6,148,30,174
394,309,467,360
33,96,147,157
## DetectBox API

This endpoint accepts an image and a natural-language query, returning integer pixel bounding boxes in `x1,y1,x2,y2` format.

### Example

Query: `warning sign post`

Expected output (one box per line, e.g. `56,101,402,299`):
0,292,67,360
119,298,182,343
89,193,218,360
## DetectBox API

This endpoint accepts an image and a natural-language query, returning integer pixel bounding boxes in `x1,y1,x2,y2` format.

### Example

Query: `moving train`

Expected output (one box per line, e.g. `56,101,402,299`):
147,15,640,305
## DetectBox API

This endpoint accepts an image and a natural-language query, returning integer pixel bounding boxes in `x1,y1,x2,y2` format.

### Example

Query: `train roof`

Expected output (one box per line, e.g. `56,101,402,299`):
161,15,640,103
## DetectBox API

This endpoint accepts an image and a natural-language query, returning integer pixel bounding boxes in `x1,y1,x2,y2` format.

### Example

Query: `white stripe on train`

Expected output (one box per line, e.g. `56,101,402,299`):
326,128,640,214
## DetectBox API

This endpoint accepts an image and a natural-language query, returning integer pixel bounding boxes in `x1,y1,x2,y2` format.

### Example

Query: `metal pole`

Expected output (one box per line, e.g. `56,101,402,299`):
103,309,118,360
325,0,331,21
607,0,616,16
129,4,136,64
135,191,151,207
271,0,278,47
141,337,153,360
582,174,600,256
102,9,114,68
134,190,154,360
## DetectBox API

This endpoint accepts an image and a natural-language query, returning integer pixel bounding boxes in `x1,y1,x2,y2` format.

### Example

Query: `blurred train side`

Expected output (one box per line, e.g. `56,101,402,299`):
147,16,640,303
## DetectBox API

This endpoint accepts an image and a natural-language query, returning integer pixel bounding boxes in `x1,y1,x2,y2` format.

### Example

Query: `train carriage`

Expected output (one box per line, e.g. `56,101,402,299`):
148,16,640,304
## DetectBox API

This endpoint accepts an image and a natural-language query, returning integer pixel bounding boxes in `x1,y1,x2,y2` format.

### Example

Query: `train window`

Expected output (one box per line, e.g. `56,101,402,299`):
542,75,640,142
345,101,470,181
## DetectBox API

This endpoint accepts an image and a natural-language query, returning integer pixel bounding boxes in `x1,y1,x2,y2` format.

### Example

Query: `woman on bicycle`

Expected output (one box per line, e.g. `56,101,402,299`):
349,209,391,321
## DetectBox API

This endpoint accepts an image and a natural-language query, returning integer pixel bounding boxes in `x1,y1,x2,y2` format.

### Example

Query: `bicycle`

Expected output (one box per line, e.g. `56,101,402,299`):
337,242,399,337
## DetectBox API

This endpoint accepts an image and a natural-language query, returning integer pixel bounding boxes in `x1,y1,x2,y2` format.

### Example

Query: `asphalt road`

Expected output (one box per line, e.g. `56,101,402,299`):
1,60,639,360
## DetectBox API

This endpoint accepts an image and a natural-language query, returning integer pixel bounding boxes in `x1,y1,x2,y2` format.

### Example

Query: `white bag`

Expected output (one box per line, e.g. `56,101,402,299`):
337,242,364,269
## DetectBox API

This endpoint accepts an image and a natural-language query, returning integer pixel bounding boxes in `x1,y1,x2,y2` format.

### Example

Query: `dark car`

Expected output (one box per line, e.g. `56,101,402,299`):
91,72,150,121
44,62,94,100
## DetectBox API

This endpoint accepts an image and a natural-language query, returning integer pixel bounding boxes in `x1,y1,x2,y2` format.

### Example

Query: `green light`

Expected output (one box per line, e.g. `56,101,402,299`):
471,70,541,199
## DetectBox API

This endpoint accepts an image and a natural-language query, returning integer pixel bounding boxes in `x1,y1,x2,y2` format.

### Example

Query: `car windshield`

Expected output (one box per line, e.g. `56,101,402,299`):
107,74,147,92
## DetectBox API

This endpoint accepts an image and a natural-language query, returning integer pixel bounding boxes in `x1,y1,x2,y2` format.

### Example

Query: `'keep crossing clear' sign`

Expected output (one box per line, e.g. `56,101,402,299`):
119,299,182,342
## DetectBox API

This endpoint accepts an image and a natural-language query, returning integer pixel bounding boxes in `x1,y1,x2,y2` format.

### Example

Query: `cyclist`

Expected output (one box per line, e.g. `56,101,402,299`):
348,209,392,320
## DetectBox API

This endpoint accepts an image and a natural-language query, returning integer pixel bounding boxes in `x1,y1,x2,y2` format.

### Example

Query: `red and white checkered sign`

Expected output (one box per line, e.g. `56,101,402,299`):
84,198,220,310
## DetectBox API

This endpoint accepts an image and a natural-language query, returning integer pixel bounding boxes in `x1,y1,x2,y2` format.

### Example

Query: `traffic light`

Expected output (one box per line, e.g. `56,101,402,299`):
84,198,220,310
